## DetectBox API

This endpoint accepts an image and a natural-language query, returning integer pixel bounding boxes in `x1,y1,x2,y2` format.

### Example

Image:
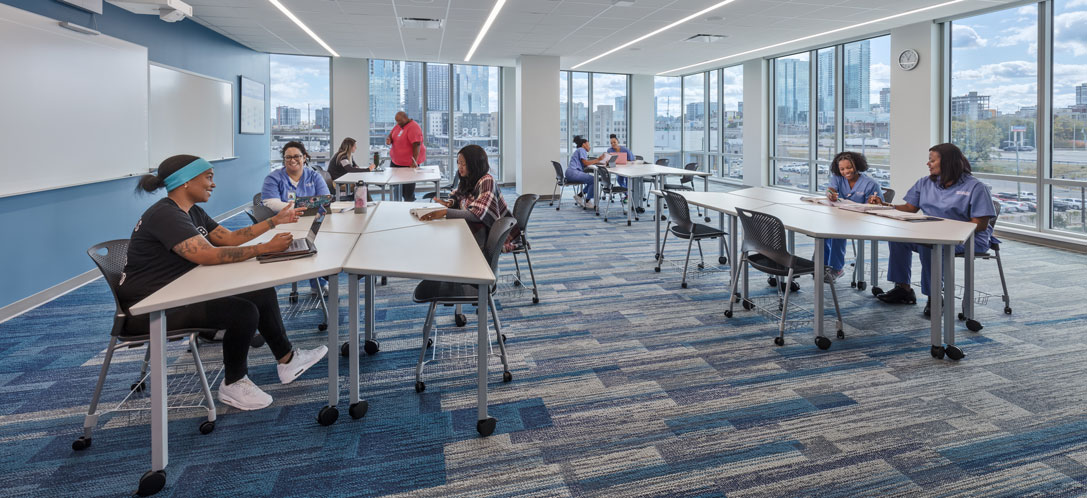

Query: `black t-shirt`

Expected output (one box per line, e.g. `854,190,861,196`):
328,153,365,180
117,198,219,311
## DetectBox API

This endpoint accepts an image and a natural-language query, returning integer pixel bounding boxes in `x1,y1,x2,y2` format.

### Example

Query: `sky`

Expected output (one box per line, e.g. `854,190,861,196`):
952,0,1087,112
270,54,330,121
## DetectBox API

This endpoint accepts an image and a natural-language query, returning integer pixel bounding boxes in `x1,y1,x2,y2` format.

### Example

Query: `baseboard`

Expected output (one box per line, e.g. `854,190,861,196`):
0,202,251,324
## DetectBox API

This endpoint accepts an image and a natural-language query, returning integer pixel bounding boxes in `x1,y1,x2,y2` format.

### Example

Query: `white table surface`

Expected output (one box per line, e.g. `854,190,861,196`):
338,166,442,185
361,201,443,234
272,209,376,235
589,163,712,178
782,201,978,243
725,187,807,204
344,219,495,284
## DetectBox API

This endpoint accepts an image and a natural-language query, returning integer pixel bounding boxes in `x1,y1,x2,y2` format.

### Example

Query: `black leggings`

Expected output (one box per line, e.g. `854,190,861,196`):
390,163,417,201
125,288,293,384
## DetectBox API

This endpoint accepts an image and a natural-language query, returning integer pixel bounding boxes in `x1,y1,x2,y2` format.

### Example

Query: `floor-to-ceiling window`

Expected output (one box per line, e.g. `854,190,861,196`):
591,73,629,154
558,71,630,163
1052,0,1087,235
661,66,743,183
654,76,681,167
682,72,705,169
772,52,812,190
368,60,502,181
721,65,744,181
270,54,330,166
560,71,569,163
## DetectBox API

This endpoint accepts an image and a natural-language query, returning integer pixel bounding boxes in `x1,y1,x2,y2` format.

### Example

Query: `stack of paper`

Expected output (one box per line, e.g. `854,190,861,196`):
838,203,894,213
799,196,839,206
869,210,940,221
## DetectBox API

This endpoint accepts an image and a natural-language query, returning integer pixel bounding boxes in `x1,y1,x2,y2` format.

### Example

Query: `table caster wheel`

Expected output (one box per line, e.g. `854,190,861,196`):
199,421,214,435
742,299,754,310
718,256,728,265
724,310,733,318
815,336,832,350
654,266,661,273
364,340,380,355
476,417,497,437
512,280,521,287
131,382,146,393
857,281,867,291
850,281,857,288
288,292,299,304
137,470,166,497
380,276,387,286
455,314,468,327
1004,306,1012,315
871,286,883,297
340,342,350,357
958,312,965,321
966,319,983,332
930,345,945,359
789,282,800,292
532,296,539,304
502,371,512,382
349,401,368,419
681,282,688,289
767,277,777,287
773,337,784,346
660,215,667,221
697,262,705,269
317,405,339,426
72,436,91,451
945,345,965,361
415,381,425,393
836,329,845,339
318,323,328,331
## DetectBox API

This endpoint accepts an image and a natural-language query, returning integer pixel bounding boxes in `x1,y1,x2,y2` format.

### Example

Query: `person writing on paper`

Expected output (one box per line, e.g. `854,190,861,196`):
418,145,516,248
262,141,331,297
870,143,996,314
822,151,884,282
386,111,427,202
118,155,329,411
328,137,375,181
566,135,606,209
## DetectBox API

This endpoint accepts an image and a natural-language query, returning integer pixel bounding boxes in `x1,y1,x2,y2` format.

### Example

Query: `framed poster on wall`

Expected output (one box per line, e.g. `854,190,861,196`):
240,75,265,135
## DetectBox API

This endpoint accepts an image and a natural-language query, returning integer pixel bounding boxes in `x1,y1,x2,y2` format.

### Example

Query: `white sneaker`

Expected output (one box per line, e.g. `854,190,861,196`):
277,345,328,384
218,376,272,411
573,194,585,207
584,199,595,210
824,267,845,283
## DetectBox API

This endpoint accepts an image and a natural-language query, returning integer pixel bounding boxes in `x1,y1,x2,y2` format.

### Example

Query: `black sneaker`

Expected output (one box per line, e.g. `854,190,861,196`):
635,207,645,214
876,286,917,304
924,300,930,317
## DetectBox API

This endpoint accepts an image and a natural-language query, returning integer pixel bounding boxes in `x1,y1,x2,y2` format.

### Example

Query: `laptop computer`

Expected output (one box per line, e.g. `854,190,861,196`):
257,209,325,262
612,153,628,165
294,195,333,216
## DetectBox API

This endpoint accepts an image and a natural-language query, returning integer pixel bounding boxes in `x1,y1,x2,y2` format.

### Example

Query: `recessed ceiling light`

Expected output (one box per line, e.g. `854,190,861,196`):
684,34,727,43
400,17,443,29
572,0,738,69
267,0,338,57
629,47,641,51
416,37,428,41
705,16,724,22
659,0,965,75
465,0,507,62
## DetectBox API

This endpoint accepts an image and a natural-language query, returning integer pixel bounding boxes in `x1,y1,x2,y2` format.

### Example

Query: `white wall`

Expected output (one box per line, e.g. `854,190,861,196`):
888,22,942,196
331,57,368,155
502,66,518,184
742,58,768,187
515,55,560,196
630,74,655,159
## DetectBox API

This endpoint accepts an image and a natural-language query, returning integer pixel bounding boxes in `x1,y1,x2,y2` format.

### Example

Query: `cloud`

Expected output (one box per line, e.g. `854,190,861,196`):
954,60,1036,81
1054,63,1087,106
269,55,329,111
952,24,987,49
992,23,1036,48
1065,0,1087,8
869,62,890,104
985,83,1036,114
1055,11,1087,56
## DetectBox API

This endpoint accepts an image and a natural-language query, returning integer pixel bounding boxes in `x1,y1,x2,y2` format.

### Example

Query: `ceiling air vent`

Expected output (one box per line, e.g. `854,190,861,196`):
399,17,444,29
684,34,728,43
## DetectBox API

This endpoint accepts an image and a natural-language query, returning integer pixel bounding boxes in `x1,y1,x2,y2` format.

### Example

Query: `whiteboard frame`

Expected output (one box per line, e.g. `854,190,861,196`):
239,75,266,135
149,61,236,163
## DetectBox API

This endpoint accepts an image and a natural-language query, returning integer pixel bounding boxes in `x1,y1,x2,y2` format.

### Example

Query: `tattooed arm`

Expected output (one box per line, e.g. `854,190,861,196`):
204,203,304,247
172,232,293,265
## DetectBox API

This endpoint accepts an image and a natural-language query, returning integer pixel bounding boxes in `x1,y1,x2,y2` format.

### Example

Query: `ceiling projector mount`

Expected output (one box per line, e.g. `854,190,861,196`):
107,0,192,23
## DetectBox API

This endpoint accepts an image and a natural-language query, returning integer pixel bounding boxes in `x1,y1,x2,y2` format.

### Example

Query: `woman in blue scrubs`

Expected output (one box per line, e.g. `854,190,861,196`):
566,135,606,209
823,151,884,281
871,143,996,314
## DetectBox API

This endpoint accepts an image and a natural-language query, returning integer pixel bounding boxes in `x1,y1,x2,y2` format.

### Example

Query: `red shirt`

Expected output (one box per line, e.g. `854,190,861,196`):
389,119,426,166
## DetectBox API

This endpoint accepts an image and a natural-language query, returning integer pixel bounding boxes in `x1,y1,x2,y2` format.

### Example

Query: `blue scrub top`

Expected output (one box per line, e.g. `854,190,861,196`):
904,174,997,250
829,173,883,203
261,166,330,203
607,146,635,161
567,147,589,173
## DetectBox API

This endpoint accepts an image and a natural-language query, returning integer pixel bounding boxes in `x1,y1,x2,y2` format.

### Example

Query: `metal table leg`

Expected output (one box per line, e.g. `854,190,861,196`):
593,167,600,216
476,285,496,436
148,310,168,491
856,239,866,288
929,245,943,355
718,210,726,264
364,275,377,353
943,245,961,359
813,237,825,340
964,232,975,320
654,191,663,260
871,240,879,285
326,273,339,408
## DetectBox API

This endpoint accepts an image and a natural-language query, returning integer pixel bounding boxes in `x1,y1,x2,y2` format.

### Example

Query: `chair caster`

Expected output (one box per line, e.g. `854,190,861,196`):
857,281,866,291
477,417,497,437
340,342,350,357
532,296,539,304
380,276,388,286
930,345,945,359
681,282,688,289
767,277,776,287
742,299,754,310
349,401,368,419
415,380,426,393
318,323,328,331
427,338,433,348
250,335,265,348
773,337,784,346
364,340,380,355
288,292,299,304
850,281,857,288
503,371,513,383
778,281,800,292
966,320,983,332
137,470,167,497
704,216,712,223
718,256,728,265
871,286,883,297
697,263,705,269
945,345,965,361
724,310,733,318
654,266,661,273
512,280,521,287
836,329,845,339
1004,306,1012,315
455,314,468,327
815,336,832,350
199,421,214,435
627,221,631,226
317,405,339,426
501,333,507,343
131,382,146,393
72,436,91,451
661,215,667,221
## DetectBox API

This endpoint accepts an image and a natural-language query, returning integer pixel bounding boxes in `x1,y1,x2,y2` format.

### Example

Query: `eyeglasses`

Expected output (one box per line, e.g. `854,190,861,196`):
284,154,304,161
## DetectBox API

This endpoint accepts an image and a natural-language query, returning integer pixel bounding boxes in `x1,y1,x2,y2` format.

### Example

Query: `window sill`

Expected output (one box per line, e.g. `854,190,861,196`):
995,225,1087,254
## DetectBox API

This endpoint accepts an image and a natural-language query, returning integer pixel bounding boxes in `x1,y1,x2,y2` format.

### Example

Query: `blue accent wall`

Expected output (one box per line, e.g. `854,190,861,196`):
0,0,270,308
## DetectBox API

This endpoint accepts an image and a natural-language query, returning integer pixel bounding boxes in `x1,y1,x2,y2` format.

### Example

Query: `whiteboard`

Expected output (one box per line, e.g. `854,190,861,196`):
0,3,148,198
149,63,234,168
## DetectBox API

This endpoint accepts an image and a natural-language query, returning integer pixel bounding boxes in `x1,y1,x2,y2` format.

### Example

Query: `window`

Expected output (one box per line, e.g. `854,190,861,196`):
369,60,502,181
844,37,890,173
570,72,589,150
560,71,568,161
816,46,836,192
654,76,681,167
682,72,705,167
721,65,744,180
1051,0,1087,235
772,52,811,190
270,54,330,165
558,72,630,163
591,73,628,154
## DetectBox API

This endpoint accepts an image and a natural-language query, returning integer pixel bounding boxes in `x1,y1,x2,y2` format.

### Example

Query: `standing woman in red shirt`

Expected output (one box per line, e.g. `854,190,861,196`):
386,111,427,202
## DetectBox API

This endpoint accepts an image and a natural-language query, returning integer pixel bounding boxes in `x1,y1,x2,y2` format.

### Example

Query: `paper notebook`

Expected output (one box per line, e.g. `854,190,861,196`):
837,203,894,213
869,210,942,222
799,196,839,206
409,206,445,220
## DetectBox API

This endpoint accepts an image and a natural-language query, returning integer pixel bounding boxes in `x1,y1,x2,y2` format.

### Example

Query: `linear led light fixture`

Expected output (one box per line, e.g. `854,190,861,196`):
465,0,507,62
267,0,339,57
571,0,739,70
659,0,965,75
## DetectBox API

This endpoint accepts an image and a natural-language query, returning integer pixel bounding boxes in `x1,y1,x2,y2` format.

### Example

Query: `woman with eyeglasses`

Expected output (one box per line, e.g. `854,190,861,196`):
821,151,884,282
261,141,331,295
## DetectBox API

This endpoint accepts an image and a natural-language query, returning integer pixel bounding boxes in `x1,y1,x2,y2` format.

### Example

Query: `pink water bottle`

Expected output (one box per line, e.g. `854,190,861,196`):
354,181,367,213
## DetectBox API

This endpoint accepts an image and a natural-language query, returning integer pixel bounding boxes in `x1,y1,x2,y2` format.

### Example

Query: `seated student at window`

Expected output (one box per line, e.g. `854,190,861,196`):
565,135,606,210
118,155,328,411
262,141,331,296
418,144,518,249
607,133,634,189
822,151,884,282
328,137,374,181
871,143,996,315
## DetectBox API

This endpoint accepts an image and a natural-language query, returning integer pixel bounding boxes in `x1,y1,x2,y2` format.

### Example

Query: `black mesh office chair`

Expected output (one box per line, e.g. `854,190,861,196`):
663,162,706,220
635,155,644,161
73,240,217,452
656,190,727,289
598,162,628,222
953,200,1011,332
641,158,670,207
248,193,277,224
410,217,518,393
550,160,578,211
725,208,843,349
423,174,459,201
508,194,540,304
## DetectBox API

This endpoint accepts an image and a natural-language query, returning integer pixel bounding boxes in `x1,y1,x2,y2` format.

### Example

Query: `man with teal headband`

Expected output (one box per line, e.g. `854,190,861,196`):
118,154,329,412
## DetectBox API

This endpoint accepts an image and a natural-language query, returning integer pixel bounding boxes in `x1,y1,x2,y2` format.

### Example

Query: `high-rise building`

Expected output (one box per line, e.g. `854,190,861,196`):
369,60,401,129
315,107,330,130
275,106,301,128
454,65,488,114
1077,83,1087,106
843,40,870,112
426,64,449,111
403,63,423,115
775,58,810,123
817,49,834,115
951,91,991,120
615,96,627,113
879,88,890,111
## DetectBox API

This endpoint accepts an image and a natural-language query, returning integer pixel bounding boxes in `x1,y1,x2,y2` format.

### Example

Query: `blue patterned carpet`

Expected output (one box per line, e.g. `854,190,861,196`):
2,185,1087,496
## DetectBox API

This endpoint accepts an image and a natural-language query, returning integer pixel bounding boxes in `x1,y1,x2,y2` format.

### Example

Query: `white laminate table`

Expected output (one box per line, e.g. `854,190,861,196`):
587,162,712,225
342,218,501,435
335,166,442,202
127,230,363,494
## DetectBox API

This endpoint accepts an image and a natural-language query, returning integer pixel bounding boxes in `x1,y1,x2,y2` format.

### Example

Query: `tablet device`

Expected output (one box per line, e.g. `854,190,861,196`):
295,195,334,216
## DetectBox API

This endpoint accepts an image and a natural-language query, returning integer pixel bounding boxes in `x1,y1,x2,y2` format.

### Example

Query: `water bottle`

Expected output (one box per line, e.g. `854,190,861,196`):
373,152,380,169
354,181,367,213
